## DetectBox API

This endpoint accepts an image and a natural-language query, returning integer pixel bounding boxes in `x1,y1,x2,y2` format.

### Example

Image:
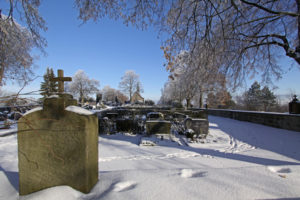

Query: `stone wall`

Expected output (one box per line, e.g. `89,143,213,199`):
206,109,300,132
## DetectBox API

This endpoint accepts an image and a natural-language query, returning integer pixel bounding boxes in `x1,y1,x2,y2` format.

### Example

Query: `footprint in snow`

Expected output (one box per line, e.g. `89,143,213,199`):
180,169,207,178
267,166,292,173
113,181,137,192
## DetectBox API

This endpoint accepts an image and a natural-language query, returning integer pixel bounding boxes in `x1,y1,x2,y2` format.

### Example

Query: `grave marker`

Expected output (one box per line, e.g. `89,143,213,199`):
184,118,209,138
18,69,98,195
146,120,171,135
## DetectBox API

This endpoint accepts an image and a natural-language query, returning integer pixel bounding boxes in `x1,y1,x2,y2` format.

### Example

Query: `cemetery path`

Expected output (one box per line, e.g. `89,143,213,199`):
207,116,300,162
0,116,300,199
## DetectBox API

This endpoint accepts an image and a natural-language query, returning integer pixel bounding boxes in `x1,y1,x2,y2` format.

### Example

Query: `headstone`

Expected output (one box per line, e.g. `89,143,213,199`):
116,119,138,133
18,70,98,195
184,118,209,138
289,95,300,114
146,112,164,120
146,120,171,135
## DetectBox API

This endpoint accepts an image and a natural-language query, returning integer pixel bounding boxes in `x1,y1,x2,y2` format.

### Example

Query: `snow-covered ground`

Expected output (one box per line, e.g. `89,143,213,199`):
0,120,17,137
0,116,300,200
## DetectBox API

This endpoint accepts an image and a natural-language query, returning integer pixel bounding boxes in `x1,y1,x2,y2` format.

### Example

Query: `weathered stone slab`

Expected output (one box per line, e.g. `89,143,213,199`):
18,94,98,195
116,119,138,133
146,120,171,135
184,118,209,138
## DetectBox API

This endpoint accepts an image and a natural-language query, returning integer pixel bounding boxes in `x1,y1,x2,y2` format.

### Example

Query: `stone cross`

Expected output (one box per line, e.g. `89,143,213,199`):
51,69,72,93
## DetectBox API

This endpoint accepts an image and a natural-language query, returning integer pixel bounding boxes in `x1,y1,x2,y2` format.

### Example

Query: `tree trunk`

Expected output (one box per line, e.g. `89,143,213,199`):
199,91,203,108
129,88,132,103
80,90,84,106
0,64,4,86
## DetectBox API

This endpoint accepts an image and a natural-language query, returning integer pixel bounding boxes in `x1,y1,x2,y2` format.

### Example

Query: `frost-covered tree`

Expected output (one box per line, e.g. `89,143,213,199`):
119,70,142,101
76,0,300,87
102,85,128,103
162,50,226,108
207,90,235,109
102,85,116,102
159,78,185,106
136,82,144,94
115,90,128,104
0,1,46,86
67,70,100,105
40,67,57,98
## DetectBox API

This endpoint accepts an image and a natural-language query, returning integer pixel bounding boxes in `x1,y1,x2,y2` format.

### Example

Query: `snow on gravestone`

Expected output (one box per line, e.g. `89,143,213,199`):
17,70,98,195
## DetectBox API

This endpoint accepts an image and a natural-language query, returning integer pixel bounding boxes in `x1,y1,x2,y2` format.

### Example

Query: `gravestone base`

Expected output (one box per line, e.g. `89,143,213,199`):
146,120,171,135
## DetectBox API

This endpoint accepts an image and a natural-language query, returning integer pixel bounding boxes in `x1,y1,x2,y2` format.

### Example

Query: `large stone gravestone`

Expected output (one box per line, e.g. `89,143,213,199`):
18,70,98,195
184,118,209,138
146,120,171,135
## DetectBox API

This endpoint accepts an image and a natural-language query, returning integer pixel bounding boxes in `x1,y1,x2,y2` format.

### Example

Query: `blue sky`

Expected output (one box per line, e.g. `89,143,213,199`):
1,0,300,102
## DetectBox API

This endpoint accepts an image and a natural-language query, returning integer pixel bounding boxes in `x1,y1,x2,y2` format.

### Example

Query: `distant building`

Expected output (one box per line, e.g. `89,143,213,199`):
131,92,144,104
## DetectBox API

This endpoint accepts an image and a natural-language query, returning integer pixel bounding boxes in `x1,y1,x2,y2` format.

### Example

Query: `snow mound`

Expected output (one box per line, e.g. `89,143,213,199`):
113,181,137,192
267,166,292,173
180,169,193,178
180,169,207,178
19,186,83,200
65,106,94,115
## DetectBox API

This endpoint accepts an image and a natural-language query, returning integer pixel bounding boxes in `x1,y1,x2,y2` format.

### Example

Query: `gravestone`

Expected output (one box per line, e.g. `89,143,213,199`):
116,119,138,133
146,120,171,135
289,95,300,114
184,118,209,138
146,112,164,120
18,70,98,195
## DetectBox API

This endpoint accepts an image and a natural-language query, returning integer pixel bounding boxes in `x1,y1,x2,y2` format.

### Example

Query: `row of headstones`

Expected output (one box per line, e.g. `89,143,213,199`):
97,108,209,138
